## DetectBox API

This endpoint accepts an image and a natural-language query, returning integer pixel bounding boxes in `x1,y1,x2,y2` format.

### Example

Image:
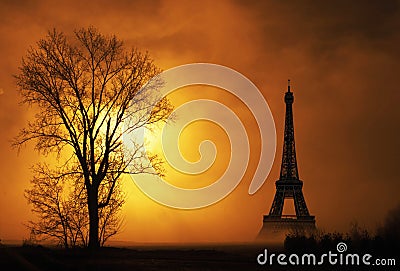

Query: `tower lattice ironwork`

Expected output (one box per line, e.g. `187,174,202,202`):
258,81,315,239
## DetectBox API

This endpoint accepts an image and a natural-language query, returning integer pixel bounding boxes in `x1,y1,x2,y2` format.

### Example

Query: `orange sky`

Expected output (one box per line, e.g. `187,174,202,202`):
0,0,399,243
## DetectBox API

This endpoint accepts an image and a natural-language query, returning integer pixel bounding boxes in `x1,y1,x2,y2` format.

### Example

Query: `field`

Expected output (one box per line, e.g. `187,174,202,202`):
1,242,397,271
0,244,270,271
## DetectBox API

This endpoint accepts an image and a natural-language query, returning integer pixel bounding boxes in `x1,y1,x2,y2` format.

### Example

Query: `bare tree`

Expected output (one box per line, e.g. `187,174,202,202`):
15,27,172,248
25,164,74,248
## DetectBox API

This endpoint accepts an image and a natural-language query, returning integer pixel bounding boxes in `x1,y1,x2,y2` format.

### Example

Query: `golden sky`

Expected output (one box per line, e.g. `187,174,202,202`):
0,0,399,243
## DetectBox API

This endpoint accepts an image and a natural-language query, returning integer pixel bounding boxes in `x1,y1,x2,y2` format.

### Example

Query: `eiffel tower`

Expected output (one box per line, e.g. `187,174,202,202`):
258,80,315,240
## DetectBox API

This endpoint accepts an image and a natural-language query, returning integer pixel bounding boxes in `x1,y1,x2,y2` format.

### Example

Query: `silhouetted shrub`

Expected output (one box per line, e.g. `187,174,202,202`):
284,204,400,256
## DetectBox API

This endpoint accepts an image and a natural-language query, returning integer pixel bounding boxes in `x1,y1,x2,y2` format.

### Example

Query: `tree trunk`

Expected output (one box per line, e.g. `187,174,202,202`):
87,186,100,249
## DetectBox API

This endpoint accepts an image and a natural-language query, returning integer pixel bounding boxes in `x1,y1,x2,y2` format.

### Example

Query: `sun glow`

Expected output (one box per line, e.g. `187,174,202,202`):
143,85,260,190
118,83,267,242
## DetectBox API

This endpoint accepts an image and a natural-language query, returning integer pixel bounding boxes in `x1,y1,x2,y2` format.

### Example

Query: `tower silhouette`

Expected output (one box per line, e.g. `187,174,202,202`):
258,81,315,240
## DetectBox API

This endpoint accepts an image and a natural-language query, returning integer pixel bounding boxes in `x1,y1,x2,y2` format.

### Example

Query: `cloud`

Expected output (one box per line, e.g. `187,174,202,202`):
0,88,4,95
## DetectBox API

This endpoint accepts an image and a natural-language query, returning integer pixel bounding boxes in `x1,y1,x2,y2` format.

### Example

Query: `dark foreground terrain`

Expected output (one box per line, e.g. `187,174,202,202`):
0,243,398,271
0,244,267,271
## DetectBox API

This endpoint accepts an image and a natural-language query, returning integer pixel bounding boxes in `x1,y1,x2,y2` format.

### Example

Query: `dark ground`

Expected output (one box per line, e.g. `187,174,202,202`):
0,243,398,271
0,244,267,271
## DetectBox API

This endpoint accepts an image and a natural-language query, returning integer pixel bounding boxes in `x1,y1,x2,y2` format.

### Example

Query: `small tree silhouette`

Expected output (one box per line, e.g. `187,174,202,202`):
25,163,124,248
